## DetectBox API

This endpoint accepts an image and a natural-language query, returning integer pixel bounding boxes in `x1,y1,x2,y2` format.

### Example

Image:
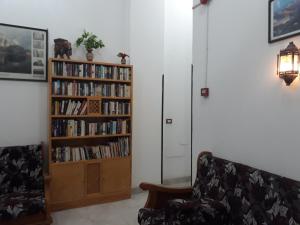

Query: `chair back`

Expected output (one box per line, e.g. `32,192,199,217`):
0,144,44,194
192,152,300,225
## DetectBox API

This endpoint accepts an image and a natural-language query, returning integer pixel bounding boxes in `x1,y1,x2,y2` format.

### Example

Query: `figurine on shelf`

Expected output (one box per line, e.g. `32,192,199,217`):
54,38,72,59
117,52,129,64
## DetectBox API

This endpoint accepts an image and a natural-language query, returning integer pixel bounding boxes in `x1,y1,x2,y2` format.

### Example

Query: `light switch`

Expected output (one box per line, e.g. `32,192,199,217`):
166,119,173,124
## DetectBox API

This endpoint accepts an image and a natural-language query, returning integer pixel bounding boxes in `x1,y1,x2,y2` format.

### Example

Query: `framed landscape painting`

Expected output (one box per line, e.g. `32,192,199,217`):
0,23,48,82
269,0,300,43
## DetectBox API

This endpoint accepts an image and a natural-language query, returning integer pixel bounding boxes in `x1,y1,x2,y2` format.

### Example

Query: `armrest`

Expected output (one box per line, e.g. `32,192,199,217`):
139,182,193,209
43,174,52,220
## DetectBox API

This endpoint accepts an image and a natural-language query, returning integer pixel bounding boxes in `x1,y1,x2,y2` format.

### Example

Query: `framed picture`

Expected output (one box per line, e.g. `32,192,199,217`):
269,0,300,43
0,23,48,82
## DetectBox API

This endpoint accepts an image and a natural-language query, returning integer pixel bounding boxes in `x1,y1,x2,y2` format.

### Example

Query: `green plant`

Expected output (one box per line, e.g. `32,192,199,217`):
76,30,105,51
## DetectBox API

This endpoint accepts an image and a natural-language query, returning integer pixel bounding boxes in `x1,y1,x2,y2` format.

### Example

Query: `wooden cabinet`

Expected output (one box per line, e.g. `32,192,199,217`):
86,162,101,195
101,158,131,194
48,58,133,211
50,163,85,204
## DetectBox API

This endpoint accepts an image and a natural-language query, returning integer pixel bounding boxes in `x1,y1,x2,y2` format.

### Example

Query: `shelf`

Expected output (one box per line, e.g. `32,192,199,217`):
50,58,133,68
51,114,131,119
51,76,131,84
50,156,131,165
51,95,131,100
51,133,131,140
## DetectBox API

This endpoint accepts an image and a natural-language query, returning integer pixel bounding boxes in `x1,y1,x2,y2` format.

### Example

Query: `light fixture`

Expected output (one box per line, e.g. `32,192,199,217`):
277,42,300,86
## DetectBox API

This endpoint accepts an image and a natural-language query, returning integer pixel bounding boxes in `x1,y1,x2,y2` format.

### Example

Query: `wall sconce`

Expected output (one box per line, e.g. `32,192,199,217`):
277,42,300,86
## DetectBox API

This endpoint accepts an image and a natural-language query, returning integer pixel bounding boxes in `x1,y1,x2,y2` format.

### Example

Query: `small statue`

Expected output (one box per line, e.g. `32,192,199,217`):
54,38,72,59
117,52,129,64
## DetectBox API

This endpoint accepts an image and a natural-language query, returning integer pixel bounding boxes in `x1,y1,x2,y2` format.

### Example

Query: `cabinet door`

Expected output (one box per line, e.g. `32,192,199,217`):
86,163,101,195
50,163,85,203
101,158,131,193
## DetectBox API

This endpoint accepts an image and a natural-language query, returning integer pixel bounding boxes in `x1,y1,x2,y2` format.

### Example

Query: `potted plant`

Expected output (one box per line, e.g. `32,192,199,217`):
76,30,105,61
117,52,129,64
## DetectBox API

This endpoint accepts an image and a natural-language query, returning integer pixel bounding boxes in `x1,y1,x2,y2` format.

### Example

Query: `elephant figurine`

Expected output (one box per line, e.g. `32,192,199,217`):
54,38,72,59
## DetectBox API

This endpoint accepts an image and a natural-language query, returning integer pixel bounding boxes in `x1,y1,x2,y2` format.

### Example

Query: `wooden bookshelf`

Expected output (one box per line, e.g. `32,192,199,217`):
48,58,133,211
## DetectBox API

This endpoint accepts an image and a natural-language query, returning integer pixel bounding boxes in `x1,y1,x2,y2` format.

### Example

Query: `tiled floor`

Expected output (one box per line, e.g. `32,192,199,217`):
52,192,147,225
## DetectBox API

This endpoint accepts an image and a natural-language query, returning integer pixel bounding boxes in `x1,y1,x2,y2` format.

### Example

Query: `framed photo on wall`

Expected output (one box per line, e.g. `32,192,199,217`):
269,0,300,43
0,23,48,82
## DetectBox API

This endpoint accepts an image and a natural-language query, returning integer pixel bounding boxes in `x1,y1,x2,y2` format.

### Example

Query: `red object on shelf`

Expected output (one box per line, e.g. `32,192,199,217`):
201,88,209,97
201,0,208,4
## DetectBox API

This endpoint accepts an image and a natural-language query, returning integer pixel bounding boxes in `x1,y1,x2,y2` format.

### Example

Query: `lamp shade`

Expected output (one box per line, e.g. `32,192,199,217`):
278,42,300,86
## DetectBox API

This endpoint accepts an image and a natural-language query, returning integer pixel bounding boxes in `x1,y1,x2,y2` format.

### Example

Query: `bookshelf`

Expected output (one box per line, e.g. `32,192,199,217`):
48,58,133,211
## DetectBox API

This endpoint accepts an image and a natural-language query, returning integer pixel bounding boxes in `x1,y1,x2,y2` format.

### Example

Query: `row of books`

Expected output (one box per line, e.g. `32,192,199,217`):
52,119,130,137
53,62,131,81
52,100,87,115
52,81,130,97
102,101,131,115
52,138,130,162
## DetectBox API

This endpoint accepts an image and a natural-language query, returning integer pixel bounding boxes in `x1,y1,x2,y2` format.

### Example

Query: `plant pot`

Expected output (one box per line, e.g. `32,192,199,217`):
121,57,126,64
86,49,94,61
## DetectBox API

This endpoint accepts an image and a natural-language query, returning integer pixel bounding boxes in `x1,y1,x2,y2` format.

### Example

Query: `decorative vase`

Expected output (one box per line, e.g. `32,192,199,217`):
121,57,126,64
86,49,94,61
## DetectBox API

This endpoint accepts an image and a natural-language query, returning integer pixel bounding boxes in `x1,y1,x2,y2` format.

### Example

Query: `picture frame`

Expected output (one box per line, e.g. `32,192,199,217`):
0,23,48,82
268,0,300,43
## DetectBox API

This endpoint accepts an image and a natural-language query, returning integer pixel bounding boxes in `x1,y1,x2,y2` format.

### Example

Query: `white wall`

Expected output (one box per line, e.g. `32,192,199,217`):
193,0,300,181
129,0,165,187
130,0,193,186
0,0,130,146
0,0,192,188
163,0,193,180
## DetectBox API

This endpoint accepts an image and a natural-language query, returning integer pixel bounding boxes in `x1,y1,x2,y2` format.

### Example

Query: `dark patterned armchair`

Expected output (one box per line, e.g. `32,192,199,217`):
0,144,52,225
138,151,300,225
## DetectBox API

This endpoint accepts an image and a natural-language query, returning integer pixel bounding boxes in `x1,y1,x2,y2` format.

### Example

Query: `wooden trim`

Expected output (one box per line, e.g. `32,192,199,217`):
44,175,52,222
50,156,131,165
51,133,131,140
140,183,192,193
140,183,193,209
51,95,131,100
49,57,133,68
0,213,52,225
51,114,131,119
51,76,131,83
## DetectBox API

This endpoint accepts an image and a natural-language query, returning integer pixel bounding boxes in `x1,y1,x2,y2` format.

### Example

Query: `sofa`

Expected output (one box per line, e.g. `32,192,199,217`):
0,144,52,225
138,151,300,225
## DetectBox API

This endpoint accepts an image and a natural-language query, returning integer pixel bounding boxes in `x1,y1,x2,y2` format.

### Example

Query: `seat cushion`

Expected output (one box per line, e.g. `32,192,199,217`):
138,208,167,225
166,198,228,225
138,197,228,225
0,190,45,220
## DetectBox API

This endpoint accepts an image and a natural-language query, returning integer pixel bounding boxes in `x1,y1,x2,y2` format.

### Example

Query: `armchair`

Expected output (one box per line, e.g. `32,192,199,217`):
138,151,300,225
0,144,52,225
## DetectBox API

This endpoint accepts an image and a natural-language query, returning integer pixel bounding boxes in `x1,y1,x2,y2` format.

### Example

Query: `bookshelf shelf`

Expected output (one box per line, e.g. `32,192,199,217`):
51,133,131,140
51,114,131,118
51,156,131,165
52,95,131,100
51,76,131,84
48,58,133,211
51,57,132,68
